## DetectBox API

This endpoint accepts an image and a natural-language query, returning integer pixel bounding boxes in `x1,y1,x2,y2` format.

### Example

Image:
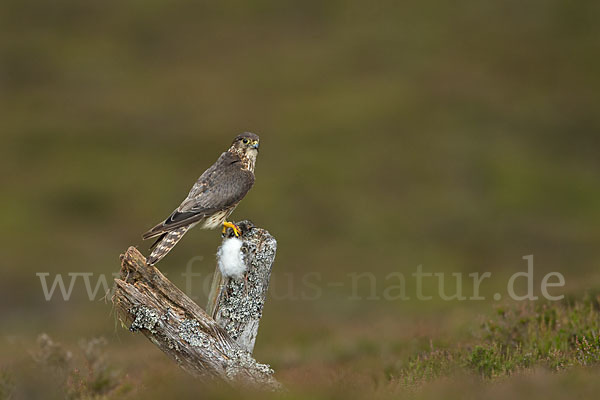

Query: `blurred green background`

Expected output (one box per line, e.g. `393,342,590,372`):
1,0,599,398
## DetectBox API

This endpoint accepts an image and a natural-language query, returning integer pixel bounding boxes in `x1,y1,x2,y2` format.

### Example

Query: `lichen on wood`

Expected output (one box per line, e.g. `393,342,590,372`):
207,221,277,354
112,223,280,390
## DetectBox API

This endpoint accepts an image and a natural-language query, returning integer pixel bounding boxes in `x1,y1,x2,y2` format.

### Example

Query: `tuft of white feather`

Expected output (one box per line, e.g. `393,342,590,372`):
217,237,247,279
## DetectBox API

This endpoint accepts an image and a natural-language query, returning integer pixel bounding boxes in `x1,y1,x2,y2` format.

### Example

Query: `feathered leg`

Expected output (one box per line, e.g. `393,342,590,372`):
146,226,190,266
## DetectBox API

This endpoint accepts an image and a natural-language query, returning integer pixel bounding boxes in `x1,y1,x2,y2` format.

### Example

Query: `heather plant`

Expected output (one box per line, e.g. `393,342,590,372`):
396,298,600,385
32,334,132,400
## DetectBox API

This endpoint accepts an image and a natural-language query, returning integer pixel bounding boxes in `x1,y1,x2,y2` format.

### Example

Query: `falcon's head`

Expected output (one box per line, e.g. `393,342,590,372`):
229,132,260,171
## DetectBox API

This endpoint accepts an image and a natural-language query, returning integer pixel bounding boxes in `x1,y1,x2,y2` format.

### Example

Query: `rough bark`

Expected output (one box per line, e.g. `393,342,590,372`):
207,220,277,354
112,222,280,390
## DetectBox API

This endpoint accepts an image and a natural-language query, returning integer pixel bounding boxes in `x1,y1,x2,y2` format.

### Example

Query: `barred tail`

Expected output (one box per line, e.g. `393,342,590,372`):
146,226,190,266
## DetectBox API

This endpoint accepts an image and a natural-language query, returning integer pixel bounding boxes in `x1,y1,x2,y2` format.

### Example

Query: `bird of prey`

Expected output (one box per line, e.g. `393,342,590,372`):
142,132,260,266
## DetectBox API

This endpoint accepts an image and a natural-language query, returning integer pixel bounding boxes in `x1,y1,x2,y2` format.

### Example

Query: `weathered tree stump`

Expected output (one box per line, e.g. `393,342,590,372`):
112,222,280,390
207,221,277,354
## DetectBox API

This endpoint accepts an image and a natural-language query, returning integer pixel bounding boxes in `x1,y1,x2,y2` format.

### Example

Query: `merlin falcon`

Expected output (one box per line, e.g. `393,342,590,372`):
142,132,260,266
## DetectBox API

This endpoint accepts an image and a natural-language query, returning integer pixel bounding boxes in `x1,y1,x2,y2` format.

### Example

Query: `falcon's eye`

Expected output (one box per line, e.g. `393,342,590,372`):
242,138,249,144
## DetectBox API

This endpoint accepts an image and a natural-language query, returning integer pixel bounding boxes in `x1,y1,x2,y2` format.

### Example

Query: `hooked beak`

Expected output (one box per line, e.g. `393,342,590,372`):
252,141,260,149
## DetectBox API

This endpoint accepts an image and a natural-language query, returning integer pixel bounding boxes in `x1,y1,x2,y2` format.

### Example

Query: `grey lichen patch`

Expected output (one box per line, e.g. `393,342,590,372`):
178,319,216,349
253,236,277,269
129,306,162,334
166,338,181,352
219,276,264,340
224,348,274,380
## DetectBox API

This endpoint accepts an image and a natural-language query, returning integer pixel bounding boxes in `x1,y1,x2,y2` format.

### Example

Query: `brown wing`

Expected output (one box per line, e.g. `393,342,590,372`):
142,151,254,239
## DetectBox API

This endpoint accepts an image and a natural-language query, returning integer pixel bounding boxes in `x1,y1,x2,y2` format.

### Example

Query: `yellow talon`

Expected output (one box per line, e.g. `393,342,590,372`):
222,221,241,237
